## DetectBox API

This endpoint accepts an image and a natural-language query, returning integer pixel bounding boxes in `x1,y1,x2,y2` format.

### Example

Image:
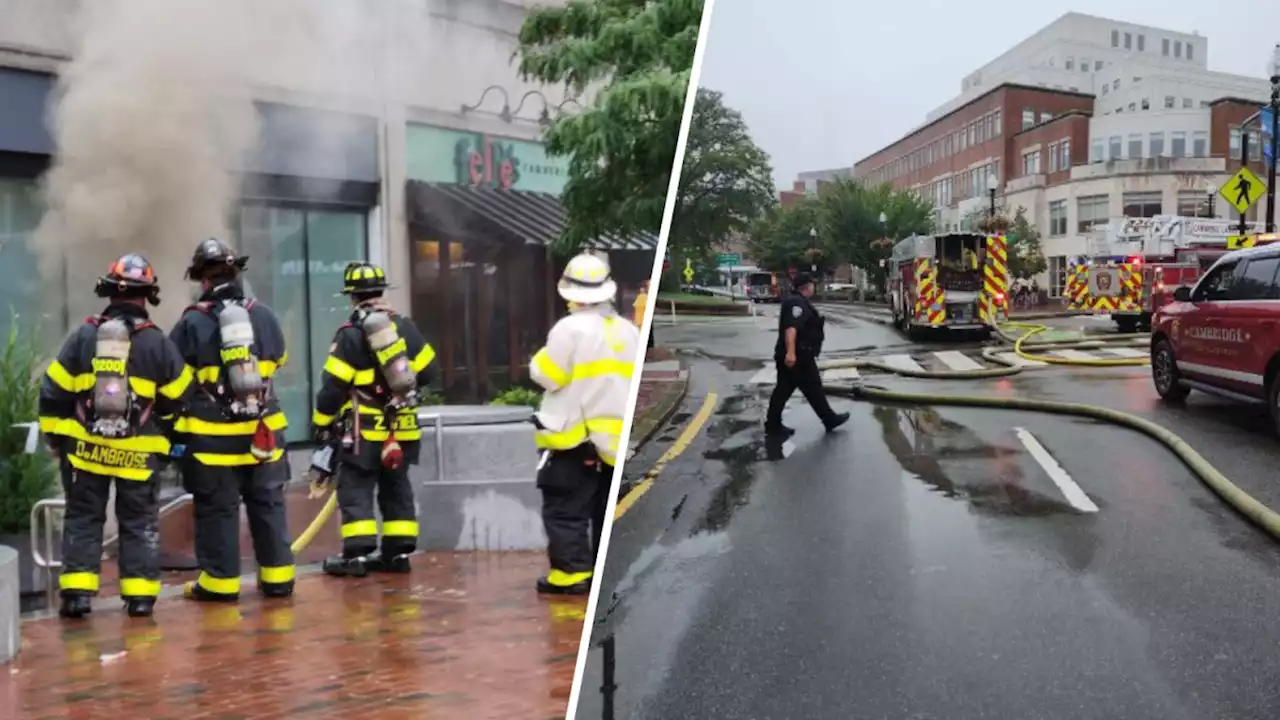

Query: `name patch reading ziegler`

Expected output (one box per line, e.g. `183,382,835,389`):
75,441,150,469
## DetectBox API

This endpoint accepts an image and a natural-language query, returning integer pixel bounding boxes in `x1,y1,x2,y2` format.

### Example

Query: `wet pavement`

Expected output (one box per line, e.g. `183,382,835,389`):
3,552,584,719
578,308,1280,719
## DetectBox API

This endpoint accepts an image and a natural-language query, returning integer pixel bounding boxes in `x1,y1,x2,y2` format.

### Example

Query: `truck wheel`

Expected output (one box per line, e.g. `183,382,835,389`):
1151,339,1189,402
1115,316,1138,334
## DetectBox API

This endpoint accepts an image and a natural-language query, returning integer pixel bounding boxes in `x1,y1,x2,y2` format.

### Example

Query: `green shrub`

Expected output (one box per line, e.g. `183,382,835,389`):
490,387,542,407
419,389,445,406
0,314,58,534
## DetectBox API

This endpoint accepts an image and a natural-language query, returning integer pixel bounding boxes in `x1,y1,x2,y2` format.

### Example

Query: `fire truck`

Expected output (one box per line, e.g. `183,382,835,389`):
744,271,781,302
1070,216,1265,332
888,232,1008,339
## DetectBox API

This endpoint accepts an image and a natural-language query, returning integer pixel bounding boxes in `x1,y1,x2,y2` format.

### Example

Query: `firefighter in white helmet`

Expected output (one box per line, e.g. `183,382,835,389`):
530,252,639,595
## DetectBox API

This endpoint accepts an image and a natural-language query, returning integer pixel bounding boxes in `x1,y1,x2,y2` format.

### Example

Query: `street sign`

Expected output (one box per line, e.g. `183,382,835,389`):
1228,233,1280,249
682,258,694,283
716,253,741,267
1263,107,1275,137
1220,166,1267,214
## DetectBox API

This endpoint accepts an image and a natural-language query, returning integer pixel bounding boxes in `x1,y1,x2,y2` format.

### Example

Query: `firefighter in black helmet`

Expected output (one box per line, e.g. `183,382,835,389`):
169,238,295,602
38,253,193,618
312,261,437,577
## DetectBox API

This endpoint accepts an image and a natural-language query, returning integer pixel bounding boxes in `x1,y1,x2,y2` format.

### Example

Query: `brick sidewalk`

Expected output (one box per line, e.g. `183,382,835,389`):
1,552,585,719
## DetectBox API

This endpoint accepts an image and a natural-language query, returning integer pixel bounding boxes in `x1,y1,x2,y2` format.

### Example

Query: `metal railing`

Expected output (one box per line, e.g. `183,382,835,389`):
418,411,447,483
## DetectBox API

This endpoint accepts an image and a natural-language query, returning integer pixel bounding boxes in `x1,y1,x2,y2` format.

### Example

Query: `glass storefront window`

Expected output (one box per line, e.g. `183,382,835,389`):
0,178,50,344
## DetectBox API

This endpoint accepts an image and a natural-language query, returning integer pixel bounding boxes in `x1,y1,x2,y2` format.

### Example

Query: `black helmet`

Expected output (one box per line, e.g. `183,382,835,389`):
185,238,248,280
341,261,391,296
95,253,161,305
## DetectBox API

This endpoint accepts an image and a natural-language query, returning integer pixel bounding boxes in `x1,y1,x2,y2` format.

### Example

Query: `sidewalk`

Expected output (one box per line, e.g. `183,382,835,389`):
627,353,689,459
1,552,584,719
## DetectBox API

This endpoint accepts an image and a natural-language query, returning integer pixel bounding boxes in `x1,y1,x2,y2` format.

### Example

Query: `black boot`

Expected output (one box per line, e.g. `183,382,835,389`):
367,551,412,574
536,576,592,596
824,412,851,432
59,592,93,619
124,597,156,618
260,580,295,599
183,582,240,603
322,554,369,578
764,423,796,437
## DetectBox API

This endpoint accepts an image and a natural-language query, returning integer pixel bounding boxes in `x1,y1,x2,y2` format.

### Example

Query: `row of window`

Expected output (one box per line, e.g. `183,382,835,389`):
1229,127,1266,161
918,160,1001,209
1110,28,1194,60
1021,139,1073,177
865,110,1004,185
1087,131,1209,163
1102,94,1211,113
1020,109,1055,131
1063,57,1105,73
1045,191,1219,238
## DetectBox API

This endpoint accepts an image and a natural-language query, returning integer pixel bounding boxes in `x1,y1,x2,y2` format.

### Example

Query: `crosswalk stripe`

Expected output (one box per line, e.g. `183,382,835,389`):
933,350,984,371
823,366,862,381
1098,346,1146,358
992,351,1047,368
748,367,776,385
1050,349,1101,362
878,354,926,373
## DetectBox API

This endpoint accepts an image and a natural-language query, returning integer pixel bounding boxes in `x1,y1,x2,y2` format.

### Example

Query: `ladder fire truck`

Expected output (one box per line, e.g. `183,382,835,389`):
888,231,1009,339
1069,215,1265,332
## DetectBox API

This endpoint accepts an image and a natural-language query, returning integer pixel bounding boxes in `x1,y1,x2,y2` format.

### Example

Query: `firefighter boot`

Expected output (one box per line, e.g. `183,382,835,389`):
183,582,240,604
322,554,369,578
365,551,411,574
536,570,592,596
59,591,93,619
125,597,156,618
260,579,295,599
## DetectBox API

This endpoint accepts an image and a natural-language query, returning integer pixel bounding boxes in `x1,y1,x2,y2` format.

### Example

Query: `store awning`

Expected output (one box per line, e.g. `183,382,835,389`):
407,181,658,251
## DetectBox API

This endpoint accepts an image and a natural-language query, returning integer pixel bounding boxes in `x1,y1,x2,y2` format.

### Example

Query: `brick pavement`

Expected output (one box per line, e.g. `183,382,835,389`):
1,552,586,720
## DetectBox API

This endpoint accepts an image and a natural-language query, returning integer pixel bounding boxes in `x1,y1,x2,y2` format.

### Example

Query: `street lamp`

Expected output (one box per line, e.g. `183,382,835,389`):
808,227,819,274
986,175,999,218
1266,44,1280,232
1206,184,1217,218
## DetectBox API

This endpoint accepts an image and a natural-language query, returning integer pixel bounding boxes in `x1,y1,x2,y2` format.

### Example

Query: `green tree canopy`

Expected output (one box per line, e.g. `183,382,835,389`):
1007,206,1048,280
517,0,705,255
669,88,777,258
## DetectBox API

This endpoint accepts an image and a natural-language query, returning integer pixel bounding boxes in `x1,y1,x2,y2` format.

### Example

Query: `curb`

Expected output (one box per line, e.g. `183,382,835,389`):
628,370,691,456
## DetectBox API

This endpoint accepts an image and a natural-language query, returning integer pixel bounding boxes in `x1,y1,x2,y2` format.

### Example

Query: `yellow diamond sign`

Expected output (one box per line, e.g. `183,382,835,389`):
1220,166,1266,214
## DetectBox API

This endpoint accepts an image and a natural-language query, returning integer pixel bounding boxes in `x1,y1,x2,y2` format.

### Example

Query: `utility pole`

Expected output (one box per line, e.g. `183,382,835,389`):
1267,45,1280,232
1241,130,1251,238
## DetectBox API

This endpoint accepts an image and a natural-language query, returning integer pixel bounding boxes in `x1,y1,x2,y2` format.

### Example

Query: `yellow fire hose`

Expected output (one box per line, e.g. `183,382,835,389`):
291,485,339,554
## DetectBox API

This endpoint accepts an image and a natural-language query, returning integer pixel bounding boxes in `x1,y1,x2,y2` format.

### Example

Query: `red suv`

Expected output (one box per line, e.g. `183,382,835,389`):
1150,243,1280,430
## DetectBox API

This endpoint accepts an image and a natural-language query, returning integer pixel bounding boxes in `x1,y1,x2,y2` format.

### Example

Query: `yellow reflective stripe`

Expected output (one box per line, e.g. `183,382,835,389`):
45,360,83,393
59,571,100,592
573,359,633,381
119,577,161,597
129,376,156,398
353,368,375,385
532,348,570,388
195,365,220,383
174,411,288,436
410,343,436,372
376,338,407,366
342,519,378,538
191,448,285,466
313,409,337,427
259,565,295,584
546,569,593,587
535,423,590,451
586,417,624,435
381,520,419,537
159,365,194,399
279,351,288,367
260,360,279,378
51,419,170,453
323,355,357,382
67,454,152,481
38,416,60,433
196,571,240,595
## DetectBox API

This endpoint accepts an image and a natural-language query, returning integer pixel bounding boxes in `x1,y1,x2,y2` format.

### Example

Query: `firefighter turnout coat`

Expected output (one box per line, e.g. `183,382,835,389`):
530,305,639,467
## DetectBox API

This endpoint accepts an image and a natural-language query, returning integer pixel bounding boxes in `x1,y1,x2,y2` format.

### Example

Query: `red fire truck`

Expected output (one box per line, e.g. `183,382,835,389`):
888,232,1007,339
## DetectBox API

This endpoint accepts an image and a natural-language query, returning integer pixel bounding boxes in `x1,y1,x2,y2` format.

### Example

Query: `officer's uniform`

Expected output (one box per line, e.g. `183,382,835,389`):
38,254,193,618
531,253,638,595
170,239,294,601
765,274,849,435
313,262,436,577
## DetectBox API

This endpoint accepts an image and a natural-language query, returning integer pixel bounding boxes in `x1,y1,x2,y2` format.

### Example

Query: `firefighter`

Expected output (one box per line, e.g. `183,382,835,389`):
38,253,192,618
530,252,638,595
170,238,294,602
765,272,850,437
313,261,436,577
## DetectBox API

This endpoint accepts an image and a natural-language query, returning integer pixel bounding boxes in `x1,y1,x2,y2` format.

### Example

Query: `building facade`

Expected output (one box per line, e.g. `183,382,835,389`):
0,0,656,432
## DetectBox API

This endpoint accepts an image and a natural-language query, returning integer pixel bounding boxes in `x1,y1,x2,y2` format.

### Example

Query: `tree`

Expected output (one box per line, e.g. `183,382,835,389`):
745,198,823,274
818,180,935,286
1007,206,1048,280
668,88,776,258
517,0,704,255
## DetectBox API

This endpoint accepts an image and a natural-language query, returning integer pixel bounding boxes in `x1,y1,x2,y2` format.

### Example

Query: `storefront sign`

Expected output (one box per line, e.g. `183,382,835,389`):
405,124,570,195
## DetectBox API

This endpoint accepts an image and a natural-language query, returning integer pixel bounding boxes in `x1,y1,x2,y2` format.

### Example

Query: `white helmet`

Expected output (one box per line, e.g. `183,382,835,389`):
558,252,617,305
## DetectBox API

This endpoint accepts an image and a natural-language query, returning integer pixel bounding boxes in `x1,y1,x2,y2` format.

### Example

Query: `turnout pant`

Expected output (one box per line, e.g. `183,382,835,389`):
537,445,609,576
184,459,294,598
766,353,838,427
336,461,419,559
59,460,162,600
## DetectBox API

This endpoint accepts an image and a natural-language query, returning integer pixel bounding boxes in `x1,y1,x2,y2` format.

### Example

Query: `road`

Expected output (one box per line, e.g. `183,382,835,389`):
575,303,1280,720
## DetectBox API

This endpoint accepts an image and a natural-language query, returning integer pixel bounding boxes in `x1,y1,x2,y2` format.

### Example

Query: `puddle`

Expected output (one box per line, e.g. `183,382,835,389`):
714,392,758,417
666,412,692,427
720,356,765,372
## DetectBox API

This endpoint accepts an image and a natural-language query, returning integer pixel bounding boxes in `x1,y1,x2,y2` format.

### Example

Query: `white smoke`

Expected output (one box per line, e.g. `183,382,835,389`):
35,0,381,328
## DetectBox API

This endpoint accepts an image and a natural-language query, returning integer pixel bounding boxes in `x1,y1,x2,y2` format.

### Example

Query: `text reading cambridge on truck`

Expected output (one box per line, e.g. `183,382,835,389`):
1150,232,1280,435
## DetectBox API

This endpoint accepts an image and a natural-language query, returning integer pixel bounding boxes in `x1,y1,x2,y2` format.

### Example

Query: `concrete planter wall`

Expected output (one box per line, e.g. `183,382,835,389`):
0,533,50,596
0,545,18,663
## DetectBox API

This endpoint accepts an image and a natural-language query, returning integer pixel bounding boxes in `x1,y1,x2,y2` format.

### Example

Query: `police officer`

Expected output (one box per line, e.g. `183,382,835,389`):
38,254,192,618
313,261,436,577
530,253,638,595
170,238,295,602
764,272,850,436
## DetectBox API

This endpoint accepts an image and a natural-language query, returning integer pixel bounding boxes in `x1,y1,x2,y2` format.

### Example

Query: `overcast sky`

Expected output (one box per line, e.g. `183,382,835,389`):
695,0,1280,189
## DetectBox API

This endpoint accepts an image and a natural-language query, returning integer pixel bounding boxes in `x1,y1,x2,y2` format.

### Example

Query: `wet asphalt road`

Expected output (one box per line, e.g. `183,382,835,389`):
576,306,1280,720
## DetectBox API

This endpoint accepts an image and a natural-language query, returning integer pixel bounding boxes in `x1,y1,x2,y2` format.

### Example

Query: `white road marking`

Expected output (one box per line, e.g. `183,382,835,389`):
933,350,984,371
878,354,926,373
747,367,776,385
1049,349,1101,362
1013,427,1099,513
992,351,1047,367
822,366,862,382
1099,346,1147,358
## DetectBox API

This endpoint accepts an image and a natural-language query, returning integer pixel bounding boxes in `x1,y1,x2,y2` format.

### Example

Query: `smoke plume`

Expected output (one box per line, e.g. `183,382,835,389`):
35,0,378,328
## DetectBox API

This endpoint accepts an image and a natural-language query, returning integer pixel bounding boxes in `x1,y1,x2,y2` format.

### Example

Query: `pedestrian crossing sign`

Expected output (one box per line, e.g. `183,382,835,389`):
1220,167,1266,214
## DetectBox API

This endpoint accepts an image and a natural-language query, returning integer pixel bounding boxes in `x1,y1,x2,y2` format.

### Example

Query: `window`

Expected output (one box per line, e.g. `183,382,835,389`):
1201,100,1211,108
1109,135,1122,160
1128,102,1136,112
1192,131,1208,158
1095,60,1103,70
1182,98,1193,109
1113,79,1120,90
1193,260,1238,302
1080,58,1090,73
1048,200,1068,237
959,130,966,151
0,179,49,347
1187,43,1194,61
1077,195,1110,232
1021,109,1035,130
1022,150,1040,175
1162,38,1170,56
1039,111,1053,124
1048,143,1059,172
1124,32,1132,49
1138,35,1145,51
1069,86,1079,91
993,110,1002,136
1177,189,1212,217
1111,29,1119,47
1134,76,1143,83
1101,84,1109,96
1141,98,1150,110
1171,131,1187,157
1174,41,1182,58
1234,257,1280,300
1060,139,1071,168
1091,139,1105,163
1164,95,1175,109
1066,56,1075,70
1230,127,1242,156
1122,191,1163,218
1127,134,1143,158
1049,256,1068,297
